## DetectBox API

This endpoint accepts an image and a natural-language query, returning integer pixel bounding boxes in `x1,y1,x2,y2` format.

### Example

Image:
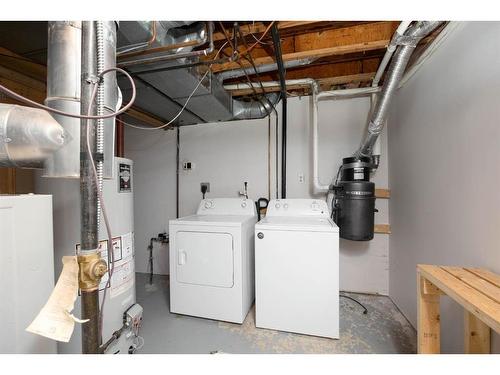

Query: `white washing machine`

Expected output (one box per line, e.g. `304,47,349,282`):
169,198,257,323
255,199,339,339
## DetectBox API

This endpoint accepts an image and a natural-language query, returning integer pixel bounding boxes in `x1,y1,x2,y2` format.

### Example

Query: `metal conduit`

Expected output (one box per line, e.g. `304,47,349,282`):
356,21,443,158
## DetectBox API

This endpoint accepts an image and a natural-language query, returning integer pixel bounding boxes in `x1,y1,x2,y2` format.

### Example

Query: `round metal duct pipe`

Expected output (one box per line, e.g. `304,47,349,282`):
0,104,66,168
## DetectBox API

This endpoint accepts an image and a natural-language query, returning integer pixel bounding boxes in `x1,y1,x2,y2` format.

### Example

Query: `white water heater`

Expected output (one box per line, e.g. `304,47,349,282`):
36,157,139,354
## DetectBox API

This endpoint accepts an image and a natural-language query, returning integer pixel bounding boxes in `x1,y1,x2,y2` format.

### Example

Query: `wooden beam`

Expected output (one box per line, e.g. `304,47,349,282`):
212,39,389,73
417,271,441,353
374,224,391,234
464,311,491,354
227,72,375,96
0,168,16,194
0,47,47,81
375,188,390,199
213,21,324,42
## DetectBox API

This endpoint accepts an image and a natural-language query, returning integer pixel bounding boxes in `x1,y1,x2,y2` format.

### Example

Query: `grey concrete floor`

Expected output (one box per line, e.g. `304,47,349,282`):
135,272,416,354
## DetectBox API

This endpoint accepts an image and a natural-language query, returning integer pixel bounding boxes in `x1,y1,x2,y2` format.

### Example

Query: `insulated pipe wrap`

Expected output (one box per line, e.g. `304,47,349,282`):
0,104,66,168
356,21,442,157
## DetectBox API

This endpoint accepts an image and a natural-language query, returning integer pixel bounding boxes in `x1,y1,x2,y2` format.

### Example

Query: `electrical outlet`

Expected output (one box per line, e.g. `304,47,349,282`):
183,161,194,170
298,173,305,183
201,182,210,193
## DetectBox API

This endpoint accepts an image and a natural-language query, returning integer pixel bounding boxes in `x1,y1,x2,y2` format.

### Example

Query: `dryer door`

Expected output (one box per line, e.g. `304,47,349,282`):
175,231,234,288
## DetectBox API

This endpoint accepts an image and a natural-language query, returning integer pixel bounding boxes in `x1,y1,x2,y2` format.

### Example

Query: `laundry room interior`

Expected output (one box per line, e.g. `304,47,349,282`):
1,2,499,366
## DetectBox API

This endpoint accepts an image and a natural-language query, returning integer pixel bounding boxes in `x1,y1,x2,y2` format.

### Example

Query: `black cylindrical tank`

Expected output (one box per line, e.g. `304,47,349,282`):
340,156,372,182
333,181,376,241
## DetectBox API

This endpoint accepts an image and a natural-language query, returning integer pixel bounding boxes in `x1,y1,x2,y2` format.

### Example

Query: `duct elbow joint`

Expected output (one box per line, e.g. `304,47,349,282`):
0,104,66,169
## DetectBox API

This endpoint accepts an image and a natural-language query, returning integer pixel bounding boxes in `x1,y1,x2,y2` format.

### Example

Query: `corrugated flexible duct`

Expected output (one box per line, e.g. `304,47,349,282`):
355,21,443,158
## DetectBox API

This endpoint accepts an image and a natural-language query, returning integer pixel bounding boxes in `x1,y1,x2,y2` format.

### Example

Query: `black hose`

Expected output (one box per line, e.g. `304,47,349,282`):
271,24,287,199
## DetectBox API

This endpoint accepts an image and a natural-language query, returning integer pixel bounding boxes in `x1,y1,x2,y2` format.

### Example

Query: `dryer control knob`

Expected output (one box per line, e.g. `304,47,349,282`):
204,200,213,209
283,203,289,209
241,202,247,208
257,232,264,239
275,203,280,209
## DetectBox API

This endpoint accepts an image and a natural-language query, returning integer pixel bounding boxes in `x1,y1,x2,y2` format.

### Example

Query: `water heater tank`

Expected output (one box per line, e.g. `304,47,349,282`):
36,157,138,354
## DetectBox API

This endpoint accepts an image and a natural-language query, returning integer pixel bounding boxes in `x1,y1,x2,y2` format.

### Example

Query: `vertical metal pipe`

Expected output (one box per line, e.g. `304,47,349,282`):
95,21,105,229
176,125,180,218
80,21,100,354
271,24,287,199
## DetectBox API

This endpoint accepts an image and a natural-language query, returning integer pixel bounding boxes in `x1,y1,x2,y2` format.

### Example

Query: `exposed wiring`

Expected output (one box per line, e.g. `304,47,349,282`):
81,76,117,338
120,41,229,131
0,67,136,120
240,21,275,56
236,23,276,115
340,293,368,315
248,22,272,46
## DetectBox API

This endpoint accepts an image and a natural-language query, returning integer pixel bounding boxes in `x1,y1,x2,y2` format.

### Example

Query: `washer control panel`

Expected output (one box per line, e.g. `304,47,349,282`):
197,198,256,216
266,199,329,217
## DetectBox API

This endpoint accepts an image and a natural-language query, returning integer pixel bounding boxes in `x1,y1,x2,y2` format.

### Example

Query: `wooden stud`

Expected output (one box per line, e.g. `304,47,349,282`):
417,272,441,353
226,72,376,96
374,224,391,234
464,311,491,354
375,188,390,199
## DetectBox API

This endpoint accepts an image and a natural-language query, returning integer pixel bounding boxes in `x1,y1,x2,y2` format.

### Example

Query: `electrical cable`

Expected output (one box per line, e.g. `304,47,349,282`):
248,22,272,46
340,293,368,315
118,41,229,131
0,67,136,120
82,79,116,338
235,23,276,115
240,21,275,56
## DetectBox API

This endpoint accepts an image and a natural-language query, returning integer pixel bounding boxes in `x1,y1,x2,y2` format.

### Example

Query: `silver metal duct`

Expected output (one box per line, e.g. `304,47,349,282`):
118,22,280,125
0,104,66,168
217,58,314,82
232,93,280,120
44,21,118,178
98,21,119,179
355,21,443,157
44,21,82,177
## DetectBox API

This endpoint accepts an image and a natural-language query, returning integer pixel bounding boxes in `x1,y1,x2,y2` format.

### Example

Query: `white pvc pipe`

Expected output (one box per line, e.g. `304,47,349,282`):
226,78,382,195
313,86,381,194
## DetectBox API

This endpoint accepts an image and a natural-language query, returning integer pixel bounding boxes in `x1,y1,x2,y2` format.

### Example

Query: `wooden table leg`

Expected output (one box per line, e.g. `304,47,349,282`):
464,311,491,353
417,273,441,353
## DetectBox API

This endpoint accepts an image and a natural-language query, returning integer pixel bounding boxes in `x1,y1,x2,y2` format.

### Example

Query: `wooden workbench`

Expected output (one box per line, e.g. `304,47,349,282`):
417,264,500,354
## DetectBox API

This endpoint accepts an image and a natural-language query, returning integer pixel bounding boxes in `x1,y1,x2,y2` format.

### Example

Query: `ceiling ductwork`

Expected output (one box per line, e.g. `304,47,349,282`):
117,21,285,126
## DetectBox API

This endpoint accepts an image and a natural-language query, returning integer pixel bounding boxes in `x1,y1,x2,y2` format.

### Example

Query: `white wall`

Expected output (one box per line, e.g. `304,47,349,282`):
126,95,391,295
388,22,500,353
125,128,177,275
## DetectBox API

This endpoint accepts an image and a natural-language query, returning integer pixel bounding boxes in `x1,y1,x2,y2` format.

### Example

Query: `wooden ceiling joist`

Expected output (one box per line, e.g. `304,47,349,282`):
211,39,389,73
227,72,376,96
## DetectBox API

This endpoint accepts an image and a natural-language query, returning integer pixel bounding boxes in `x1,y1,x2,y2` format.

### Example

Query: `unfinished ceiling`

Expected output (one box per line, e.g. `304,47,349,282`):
0,21,444,127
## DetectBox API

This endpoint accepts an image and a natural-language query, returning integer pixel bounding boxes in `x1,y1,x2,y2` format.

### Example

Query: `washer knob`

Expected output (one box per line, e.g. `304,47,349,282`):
257,232,264,239
275,203,280,209
241,202,247,208
283,203,289,209
204,200,213,209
